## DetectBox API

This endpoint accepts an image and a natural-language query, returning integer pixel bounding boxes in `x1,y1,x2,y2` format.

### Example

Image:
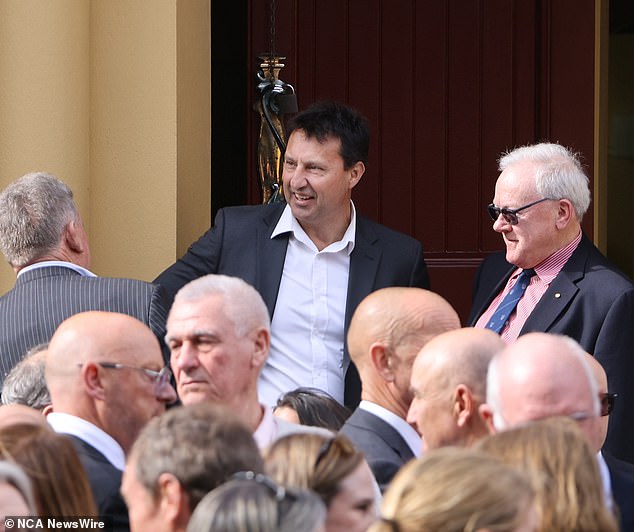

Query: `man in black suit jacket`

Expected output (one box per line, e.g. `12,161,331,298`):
155,102,429,408
469,143,634,463
0,172,170,384
339,287,459,491
45,311,177,531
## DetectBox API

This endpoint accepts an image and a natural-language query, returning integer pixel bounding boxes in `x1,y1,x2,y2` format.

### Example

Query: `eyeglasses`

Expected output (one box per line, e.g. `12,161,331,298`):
84,362,173,393
314,435,356,469
487,198,551,225
600,392,617,417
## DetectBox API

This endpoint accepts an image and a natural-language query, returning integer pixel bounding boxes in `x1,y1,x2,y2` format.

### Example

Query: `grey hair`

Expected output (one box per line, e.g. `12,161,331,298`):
186,478,327,532
498,143,591,220
0,460,37,513
0,172,79,267
172,274,271,337
131,403,264,513
1,344,51,411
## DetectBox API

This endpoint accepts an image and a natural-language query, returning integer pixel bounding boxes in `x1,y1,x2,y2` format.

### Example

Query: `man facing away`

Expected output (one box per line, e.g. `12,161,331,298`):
469,143,634,462
407,327,504,452
155,101,430,409
45,311,177,530
0,172,171,383
340,287,460,492
165,274,330,451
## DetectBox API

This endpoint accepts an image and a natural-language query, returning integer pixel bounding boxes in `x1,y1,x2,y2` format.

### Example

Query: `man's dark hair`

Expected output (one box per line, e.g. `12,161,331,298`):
286,101,370,169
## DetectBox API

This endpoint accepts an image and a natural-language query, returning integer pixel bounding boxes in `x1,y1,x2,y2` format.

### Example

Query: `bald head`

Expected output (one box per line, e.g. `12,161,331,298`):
484,333,599,443
347,287,460,417
407,328,504,450
46,311,176,453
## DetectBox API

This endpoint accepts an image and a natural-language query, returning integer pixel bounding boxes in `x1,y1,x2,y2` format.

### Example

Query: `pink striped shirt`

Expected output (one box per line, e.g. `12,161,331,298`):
476,232,582,342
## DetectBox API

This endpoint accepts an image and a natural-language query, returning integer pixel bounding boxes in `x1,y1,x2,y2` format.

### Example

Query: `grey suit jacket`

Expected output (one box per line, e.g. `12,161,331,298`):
340,407,416,492
468,234,634,463
155,202,430,407
0,265,169,383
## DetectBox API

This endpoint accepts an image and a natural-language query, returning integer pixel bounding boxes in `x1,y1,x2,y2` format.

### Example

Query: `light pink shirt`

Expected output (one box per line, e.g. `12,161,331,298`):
476,232,582,342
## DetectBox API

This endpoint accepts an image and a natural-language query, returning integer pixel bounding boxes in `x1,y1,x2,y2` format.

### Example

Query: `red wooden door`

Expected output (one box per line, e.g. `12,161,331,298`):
244,0,595,322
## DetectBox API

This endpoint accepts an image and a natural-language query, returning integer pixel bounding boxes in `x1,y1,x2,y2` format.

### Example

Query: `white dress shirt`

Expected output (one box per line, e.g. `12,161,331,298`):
258,204,356,406
47,412,125,471
18,260,97,278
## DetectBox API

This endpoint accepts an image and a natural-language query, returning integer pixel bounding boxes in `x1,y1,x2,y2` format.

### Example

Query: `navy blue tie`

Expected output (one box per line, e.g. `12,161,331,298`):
485,269,536,334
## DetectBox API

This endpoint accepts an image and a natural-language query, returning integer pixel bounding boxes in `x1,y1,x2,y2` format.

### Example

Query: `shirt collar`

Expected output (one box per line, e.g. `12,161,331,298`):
271,202,356,255
359,400,422,457
47,412,125,470
532,230,582,282
253,404,276,450
18,261,97,278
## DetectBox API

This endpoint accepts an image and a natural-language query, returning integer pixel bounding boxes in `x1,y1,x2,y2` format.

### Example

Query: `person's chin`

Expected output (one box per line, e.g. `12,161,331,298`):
178,383,211,405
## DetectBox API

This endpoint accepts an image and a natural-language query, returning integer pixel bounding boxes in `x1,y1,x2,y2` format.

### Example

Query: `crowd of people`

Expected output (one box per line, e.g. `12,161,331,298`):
0,101,632,531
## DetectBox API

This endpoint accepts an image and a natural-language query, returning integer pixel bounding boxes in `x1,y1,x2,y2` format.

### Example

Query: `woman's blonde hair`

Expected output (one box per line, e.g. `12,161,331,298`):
265,433,363,506
477,417,618,532
370,447,534,532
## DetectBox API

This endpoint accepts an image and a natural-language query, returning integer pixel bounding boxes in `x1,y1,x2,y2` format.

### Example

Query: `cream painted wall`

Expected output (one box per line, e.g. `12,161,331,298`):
0,0,211,293
0,0,90,290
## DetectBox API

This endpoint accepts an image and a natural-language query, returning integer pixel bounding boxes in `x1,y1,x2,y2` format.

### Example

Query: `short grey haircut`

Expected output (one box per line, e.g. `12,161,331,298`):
0,172,79,268
1,344,51,411
172,274,271,337
131,403,264,513
486,334,601,431
0,460,37,513
187,477,327,532
499,143,591,220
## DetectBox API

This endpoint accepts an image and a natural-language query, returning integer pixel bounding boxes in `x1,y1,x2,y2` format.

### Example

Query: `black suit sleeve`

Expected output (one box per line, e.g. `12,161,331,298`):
154,209,227,303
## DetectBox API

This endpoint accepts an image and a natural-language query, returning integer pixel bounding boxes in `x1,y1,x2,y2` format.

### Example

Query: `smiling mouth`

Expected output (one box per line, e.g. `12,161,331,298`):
292,192,313,201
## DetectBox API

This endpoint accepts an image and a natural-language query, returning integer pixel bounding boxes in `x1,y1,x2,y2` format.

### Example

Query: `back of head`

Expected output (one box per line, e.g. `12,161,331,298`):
498,143,590,220
0,172,78,268
348,287,460,370
373,447,535,532
186,476,326,532
1,344,51,411
130,403,264,513
477,417,618,532
274,387,351,431
286,101,370,168
173,274,271,337
265,433,363,506
0,423,97,516
485,333,599,432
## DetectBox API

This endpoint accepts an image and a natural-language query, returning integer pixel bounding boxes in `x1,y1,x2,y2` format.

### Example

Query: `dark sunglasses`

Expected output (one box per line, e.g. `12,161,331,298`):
487,197,551,225
600,392,617,417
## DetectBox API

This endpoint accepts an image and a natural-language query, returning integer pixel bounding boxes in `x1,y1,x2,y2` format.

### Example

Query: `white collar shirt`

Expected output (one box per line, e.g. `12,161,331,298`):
18,260,97,278
258,203,356,406
359,400,422,457
597,451,614,510
47,412,125,470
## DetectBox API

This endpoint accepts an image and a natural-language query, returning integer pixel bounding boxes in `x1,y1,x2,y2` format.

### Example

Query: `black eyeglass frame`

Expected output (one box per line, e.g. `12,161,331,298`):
487,197,552,225
600,392,617,417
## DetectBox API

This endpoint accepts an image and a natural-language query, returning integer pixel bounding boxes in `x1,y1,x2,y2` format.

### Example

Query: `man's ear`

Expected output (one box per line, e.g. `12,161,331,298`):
478,403,497,434
453,385,473,427
251,327,270,369
348,161,365,190
555,199,574,229
369,343,394,382
157,472,191,526
64,220,87,254
82,362,107,401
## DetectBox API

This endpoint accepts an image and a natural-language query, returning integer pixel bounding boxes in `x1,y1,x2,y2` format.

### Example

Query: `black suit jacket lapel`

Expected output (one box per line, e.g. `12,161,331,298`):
345,218,381,331
256,204,290,319
520,235,588,334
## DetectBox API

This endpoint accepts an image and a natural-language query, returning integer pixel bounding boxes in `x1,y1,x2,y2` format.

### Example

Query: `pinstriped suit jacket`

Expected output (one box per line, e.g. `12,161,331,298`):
0,265,169,383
